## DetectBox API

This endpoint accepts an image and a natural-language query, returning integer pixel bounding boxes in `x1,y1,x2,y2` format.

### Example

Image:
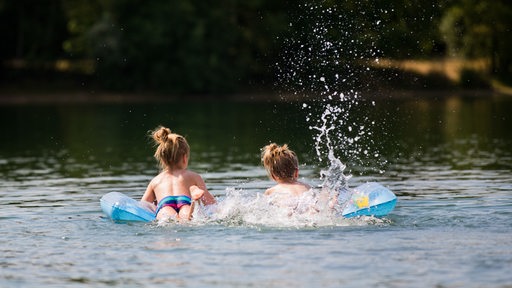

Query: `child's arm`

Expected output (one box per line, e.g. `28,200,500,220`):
190,185,205,200
141,181,156,205
198,187,216,206
192,174,216,205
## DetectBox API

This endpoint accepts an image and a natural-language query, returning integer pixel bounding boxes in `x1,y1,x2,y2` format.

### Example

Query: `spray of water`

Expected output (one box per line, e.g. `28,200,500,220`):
277,3,388,205
181,188,387,228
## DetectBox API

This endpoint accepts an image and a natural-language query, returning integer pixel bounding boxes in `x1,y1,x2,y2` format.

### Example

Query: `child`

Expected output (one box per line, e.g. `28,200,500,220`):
261,143,311,197
141,126,216,220
261,143,340,216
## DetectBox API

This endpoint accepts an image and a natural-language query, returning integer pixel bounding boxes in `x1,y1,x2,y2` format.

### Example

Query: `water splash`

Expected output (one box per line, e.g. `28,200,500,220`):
277,3,387,194
319,150,353,210
188,188,387,228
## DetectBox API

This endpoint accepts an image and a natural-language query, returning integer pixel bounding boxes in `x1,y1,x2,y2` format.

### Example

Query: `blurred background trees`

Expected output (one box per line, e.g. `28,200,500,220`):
440,0,512,77
0,0,510,96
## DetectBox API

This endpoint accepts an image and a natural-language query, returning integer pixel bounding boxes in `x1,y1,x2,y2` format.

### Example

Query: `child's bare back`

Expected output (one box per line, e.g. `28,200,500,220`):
141,126,215,221
264,181,310,197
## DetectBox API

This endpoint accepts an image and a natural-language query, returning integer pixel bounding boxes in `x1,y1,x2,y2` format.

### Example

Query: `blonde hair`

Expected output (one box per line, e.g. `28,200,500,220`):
150,126,190,170
261,143,299,181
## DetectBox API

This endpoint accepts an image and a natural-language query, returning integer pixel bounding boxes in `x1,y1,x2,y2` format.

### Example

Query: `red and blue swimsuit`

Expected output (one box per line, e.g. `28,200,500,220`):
155,195,192,215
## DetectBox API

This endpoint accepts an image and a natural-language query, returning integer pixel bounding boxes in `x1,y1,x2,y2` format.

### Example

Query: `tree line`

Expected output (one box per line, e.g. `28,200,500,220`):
1,0,510,95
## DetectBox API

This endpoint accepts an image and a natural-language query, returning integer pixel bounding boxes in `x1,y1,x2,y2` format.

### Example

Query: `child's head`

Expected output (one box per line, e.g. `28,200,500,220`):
261,143,299,181
151,126,190,170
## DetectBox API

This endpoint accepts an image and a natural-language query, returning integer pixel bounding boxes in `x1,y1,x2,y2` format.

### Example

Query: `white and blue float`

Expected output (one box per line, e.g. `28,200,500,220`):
340,182,397,218
100,182,397,222
100,192,156,222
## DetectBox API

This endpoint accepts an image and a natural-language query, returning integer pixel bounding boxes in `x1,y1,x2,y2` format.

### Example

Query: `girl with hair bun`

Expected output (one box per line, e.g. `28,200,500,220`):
261,143,311,197
141,126,216,220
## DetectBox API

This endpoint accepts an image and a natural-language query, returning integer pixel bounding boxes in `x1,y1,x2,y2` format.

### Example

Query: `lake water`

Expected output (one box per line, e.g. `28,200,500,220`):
1,94,511,287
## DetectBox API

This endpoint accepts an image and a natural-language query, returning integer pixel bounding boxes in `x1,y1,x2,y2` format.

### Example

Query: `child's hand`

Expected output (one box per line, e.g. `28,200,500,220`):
139,200,157,212
190,185,205,201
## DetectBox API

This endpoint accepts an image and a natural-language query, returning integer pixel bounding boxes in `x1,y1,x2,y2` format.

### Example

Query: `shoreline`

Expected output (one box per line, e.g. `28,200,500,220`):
0,88,510,105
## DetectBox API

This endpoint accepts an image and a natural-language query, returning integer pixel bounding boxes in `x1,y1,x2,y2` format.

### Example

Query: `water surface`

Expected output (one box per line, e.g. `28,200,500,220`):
1,95,511,287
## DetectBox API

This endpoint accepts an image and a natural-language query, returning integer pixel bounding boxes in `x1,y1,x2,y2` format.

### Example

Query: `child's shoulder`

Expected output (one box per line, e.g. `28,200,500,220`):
181,169,205,182
264,184,300,196
183,169,200,176
299,181,312,190
264,186,277,196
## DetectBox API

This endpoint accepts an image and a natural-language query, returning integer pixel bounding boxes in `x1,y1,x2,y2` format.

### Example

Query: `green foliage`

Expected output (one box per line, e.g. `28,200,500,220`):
61,0,105,57
374,0,448,58
0,0,68,60
1,0,511,93
76,0,292,93
440,0,512,76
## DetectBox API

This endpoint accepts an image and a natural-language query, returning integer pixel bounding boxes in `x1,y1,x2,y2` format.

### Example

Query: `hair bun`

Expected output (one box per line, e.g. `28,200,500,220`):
268,143,279,152
152,126,172,144
267,143,288,156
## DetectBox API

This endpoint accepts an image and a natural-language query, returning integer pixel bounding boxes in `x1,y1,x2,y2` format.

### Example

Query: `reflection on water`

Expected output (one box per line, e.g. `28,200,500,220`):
1,95,511,287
